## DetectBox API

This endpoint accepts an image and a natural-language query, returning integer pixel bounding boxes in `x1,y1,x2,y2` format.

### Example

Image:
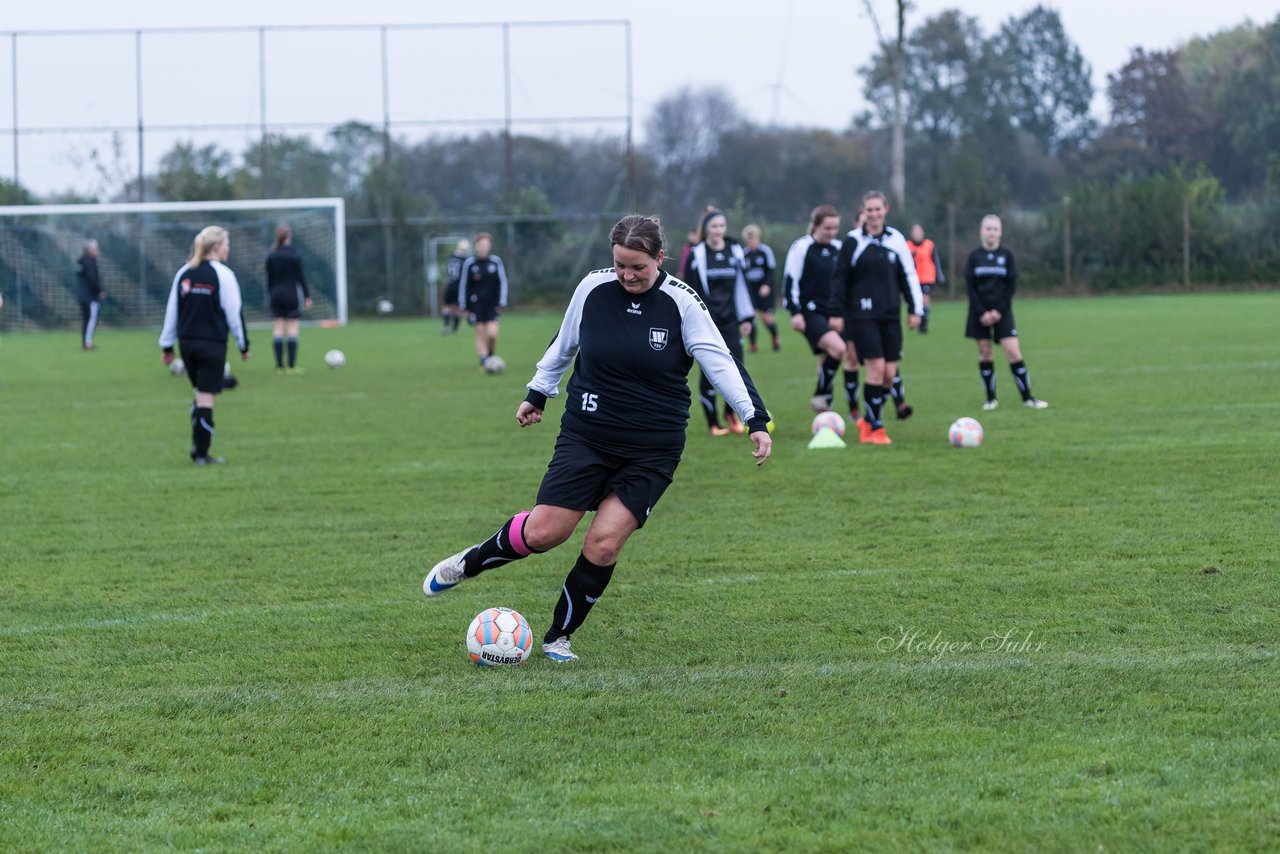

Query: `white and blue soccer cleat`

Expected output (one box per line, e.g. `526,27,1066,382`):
423,549,470,597
542,636,578,662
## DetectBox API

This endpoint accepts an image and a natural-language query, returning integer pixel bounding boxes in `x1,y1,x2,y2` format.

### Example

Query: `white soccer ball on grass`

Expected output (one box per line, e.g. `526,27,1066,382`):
324,349,346,368
949,417,984,448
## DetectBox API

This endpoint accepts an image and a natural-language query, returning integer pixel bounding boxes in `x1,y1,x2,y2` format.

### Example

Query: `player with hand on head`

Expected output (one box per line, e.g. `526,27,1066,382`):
76,239,104,350
265,224,310,374
742,224,779,353
828,191,924,445
782,205,847,413
965,214,1048,410
159,226,250,465
424,215,772,663
681,208,755,436
458,233,509,369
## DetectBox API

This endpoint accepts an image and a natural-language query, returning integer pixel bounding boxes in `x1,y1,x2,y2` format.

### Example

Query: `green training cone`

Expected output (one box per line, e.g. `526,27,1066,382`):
807,426,846,449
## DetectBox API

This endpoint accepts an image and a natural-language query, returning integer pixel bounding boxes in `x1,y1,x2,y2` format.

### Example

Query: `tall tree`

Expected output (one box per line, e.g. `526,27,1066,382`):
1105,48,1217,167
861,0,910,207
643,87,746,215
154,142,236,202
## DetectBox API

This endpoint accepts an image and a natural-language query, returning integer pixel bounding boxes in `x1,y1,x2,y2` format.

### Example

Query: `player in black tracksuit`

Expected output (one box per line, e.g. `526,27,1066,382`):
424,215,772,663
965,214,1048,410
681,209,755,435
458,233,509,368
829,192,924,444
743,224,779,353
159,226,250,465
76,240,103,350
265,224,310,372
783,205,848,413
441,239,470,335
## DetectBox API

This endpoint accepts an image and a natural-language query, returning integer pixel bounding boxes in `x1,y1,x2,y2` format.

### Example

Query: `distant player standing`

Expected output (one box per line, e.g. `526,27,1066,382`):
907,224,943,334
423,215,771,663
681,209,754,435
265,224,310,373
159,226,250,465
457,233,509,368
782,205,847,412
829,191,924,445
75,239,104,350
965,214,1048,410
441,238,469,335
742,224,779,353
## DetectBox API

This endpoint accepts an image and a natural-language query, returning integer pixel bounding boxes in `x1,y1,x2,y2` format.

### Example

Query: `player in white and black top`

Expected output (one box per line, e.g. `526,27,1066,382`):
783,205,848,413
457,232,509,369
965,214,1048,410
440,238,469,335
742,224,779,353
829,191,923,445
159,226,250,465
681,209,755,435
424,215,772,663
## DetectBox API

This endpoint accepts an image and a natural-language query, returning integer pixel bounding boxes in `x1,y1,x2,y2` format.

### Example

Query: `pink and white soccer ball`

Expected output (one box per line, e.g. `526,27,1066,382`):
948,417,984,448
466,607,533,666
810,411,846,437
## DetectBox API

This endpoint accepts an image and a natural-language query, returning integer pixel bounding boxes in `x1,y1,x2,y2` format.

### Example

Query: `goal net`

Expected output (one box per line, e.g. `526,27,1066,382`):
0,198,347,331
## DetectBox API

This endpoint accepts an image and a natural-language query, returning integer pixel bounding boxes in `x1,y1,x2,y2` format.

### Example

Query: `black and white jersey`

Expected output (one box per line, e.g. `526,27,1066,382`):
829,226,924,320
458,254,509,309
965,245,1017,314
446,251,467,290
265,246,308,298
782,235,842,315
524,268,769,448
75,253,100,303
682,240,754,326
159,260,249,353
744,244,776,290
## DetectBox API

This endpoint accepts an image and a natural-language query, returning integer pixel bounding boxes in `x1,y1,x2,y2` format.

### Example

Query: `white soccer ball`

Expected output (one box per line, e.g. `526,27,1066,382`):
466,607,533,666
377,299,394,315
169,358,185,376
324,349,346,368
949,417,984,448
811,410,846,436
483,355,506,375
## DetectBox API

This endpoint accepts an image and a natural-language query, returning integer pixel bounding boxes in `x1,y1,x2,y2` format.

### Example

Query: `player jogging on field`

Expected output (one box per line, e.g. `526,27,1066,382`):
424,215,772,663
457,233,509,369
782,205,847,413
742,224,780,353
829,191,924,445
964,214,1048,410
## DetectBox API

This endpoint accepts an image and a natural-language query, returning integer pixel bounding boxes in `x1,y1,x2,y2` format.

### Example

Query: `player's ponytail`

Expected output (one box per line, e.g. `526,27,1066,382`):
188,226,229,269
272,224,292,251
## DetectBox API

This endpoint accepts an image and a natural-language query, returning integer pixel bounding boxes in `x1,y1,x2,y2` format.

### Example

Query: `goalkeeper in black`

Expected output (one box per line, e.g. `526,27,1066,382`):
424,215,771,664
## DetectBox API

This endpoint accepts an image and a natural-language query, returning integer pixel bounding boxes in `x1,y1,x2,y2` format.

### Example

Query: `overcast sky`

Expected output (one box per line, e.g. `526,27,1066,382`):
0,0,1266,195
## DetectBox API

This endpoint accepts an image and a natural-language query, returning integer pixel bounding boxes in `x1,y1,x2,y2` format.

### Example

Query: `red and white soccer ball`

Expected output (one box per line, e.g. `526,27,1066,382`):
949,417,984,448
810,411,846,437
466,607,533,666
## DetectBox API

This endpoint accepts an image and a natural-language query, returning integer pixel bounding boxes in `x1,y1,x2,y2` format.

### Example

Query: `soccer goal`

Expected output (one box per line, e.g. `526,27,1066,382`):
0,198,347,330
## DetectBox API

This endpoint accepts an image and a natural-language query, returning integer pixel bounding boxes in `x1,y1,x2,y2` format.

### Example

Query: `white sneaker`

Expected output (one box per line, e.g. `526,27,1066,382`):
982,400,999,411
810,395,832,413
1024,398,1049,409
542,636,578,662
423,548,471,597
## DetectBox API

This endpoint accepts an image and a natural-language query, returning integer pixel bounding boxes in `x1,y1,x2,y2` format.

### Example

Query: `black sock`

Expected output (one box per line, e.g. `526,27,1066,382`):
463,511,540,578
748,320,758,346
699,372,720,427
980,360,996,402
544,552,616,643
192,406,214,458
765,320,778,338
863,385,886,429
442,314,451,329
816,356,840,404
451,315,461,331
844,369,860,413
1010,360,1033,401
287,337,298,368
272,337,284,368
890,374,905,407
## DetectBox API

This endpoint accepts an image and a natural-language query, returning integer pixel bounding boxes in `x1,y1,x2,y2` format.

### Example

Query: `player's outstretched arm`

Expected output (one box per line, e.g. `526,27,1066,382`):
516,401,543,428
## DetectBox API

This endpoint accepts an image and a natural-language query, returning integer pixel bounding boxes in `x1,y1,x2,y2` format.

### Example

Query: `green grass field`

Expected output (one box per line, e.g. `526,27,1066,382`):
2,292,1277,851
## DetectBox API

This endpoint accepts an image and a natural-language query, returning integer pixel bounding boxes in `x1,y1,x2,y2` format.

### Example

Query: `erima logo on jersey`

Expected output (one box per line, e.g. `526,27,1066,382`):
627,302,643,315
649,328,669,350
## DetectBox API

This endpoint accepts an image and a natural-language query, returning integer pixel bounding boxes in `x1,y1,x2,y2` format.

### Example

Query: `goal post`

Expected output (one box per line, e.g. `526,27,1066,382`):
0,197,347,331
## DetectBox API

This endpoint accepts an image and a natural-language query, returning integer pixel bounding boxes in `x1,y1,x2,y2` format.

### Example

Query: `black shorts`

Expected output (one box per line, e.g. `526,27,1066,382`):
795,311,835,354
966,307,1017,341
750,284,776,313
179,338,227,394
443,282,460,306
536,428,682,528
847,317,903,362
269,285,304,320
469,299,500,323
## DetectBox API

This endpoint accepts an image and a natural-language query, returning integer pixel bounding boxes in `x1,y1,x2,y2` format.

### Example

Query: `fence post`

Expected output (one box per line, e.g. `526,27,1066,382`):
946,200,957,299
1062,195,1072,291
1182,195,1191,289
